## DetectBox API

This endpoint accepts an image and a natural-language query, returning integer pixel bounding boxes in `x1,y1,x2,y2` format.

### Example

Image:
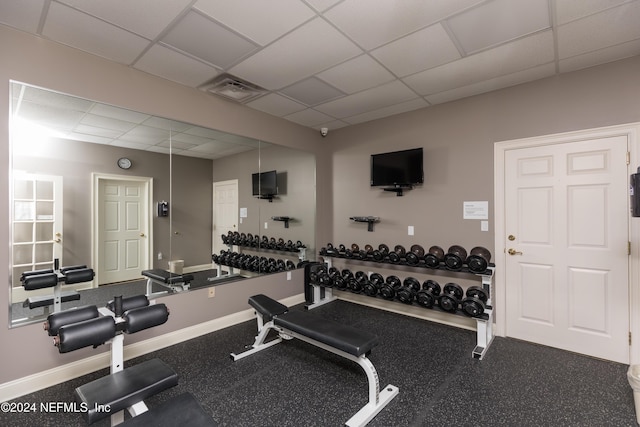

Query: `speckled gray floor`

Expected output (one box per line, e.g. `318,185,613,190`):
2,299,637,426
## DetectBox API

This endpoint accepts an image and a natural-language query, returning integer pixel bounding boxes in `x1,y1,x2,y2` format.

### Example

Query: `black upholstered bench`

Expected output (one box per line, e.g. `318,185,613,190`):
120,392,217,427
232,294,398,427
74,358,178,425
142,269,194,295
23,290,80,309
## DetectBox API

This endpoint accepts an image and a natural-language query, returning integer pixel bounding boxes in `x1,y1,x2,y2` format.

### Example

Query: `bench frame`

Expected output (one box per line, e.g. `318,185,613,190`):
142,269,192,297
231,307,399,427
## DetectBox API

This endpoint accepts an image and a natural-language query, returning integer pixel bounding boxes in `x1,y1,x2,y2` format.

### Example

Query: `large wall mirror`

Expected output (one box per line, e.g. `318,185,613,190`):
8,81,316,328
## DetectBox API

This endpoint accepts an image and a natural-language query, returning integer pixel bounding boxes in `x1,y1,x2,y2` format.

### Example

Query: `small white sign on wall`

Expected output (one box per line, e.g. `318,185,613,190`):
463,201,489,220
240,207,247,218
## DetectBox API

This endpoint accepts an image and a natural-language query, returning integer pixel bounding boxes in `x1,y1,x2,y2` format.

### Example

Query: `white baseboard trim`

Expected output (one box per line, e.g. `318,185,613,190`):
0,293,304,403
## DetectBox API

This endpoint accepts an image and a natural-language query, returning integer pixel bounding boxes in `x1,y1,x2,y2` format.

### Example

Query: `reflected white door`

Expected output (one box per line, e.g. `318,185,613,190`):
504,136,629,363
11,173,63,302
98,179,150,285
213,180,238,255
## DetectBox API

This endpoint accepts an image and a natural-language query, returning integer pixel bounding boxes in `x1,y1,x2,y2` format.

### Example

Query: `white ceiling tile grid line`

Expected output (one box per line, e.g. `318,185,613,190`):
1,0,639,141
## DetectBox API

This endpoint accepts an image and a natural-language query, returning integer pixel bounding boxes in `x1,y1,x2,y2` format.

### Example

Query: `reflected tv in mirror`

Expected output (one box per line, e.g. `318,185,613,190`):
252,170,278,196
370,147,423,187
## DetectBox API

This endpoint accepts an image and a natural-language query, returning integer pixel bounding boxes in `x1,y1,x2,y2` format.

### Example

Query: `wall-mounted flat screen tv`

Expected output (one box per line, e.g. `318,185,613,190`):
252,170,278,196
370,147,423,187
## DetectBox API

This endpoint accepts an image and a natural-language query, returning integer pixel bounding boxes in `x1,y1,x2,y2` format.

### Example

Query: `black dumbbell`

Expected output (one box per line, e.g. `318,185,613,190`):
444,245,467,271
424,245,445,268
438,282,463,313
466,247,492,273
396,277,420,304
461,286,489,317
405,245,422,266
379,275,401,300
416,279,441,308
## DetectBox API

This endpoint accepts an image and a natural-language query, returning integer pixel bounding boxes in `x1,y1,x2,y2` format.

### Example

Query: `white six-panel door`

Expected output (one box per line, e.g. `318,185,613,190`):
504,136,629,363
212,180,239,256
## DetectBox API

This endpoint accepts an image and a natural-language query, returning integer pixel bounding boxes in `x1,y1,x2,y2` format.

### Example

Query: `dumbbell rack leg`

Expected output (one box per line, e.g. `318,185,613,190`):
305,259,337,310
472,308,494,360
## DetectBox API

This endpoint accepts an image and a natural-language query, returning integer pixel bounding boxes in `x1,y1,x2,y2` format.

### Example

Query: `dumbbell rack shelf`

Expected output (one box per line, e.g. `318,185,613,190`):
321,256,495,360
215,243,306,277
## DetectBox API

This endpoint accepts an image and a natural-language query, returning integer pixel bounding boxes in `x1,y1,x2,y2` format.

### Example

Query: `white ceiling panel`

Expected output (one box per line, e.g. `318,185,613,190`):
57,0,193,39
425,63,556,105
162,11,258,68
246,93,307,117
555,0,632,25
79,114,137,133
284,108,336,127
344,98,429,125
194,0,315,46
4,0,640,135
404,31,555,95
447,0,550,54
315,80,418,118
280,77,345,105
326,0,486,50
134,44,221,87
557,1,640,59
88,103,151,124
0,0,45,32
317,55,396,94
143,116,193,133
42,2,150,64
229,17,362,89
559,38,640,72
74,124,124,139
371,24,462,77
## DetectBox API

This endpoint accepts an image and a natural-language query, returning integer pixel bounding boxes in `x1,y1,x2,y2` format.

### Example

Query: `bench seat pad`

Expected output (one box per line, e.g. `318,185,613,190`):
248,294,288,322
74,358,178,425
121,392,217,427
23,290,80,309
142,269,194,284
274,310,378,357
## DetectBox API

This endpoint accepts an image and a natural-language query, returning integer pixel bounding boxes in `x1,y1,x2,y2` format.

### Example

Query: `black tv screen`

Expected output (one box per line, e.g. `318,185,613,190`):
252,170,278,196
371,148,423,187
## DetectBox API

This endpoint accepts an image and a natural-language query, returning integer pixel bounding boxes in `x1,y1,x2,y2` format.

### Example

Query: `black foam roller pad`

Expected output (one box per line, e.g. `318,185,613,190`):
56,316,116,353
59,265,87,274
23,273,59,290
21,269,54,280
45,305,99,336
122,304,169,334
63,268,95,284
106,294,149,313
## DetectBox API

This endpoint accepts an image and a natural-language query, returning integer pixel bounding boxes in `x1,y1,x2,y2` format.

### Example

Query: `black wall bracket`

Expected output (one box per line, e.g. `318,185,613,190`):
350,216,380,232
272,216,292,228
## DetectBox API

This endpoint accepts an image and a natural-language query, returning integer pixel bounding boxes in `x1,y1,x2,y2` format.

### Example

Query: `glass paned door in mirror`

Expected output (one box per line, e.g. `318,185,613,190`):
11,173,62,294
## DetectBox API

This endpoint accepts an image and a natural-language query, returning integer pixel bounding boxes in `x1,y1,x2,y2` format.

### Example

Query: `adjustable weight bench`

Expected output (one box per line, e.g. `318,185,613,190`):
231,294,399,427
142,269,194,296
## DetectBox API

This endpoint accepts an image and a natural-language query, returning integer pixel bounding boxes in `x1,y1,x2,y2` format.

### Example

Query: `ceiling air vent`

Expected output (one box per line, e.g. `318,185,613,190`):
200,74,266,103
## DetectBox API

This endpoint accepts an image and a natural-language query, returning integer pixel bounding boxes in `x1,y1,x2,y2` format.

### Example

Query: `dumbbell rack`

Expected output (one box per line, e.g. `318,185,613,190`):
215,242,307,277
320,256,495,360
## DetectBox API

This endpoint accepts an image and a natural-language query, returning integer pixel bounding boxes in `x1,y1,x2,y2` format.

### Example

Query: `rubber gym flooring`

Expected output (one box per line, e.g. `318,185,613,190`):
2,298,637,426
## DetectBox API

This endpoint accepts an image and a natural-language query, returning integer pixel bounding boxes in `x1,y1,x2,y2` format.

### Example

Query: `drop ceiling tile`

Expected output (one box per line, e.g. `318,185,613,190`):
162,10,258,68
74,124,123,138
111,140,154,150
169,132,215,146
42,2,150,64
65,132,114,145
142,116,197,133
0,0,45,32
317,55,395,94
305,0,342,12
194,0,315,46
555,0,631,25
404,30,555,95
146,145,172,155
559,38,640,72
118,125,170,144
284,108,335,127
314,119,350,130
157,139,198,150
280,77,345,106
315,80,418,118
16,102,85,129
343,98,429,125
79,114,137,133
447,0,550,54
135,44,220,87
371,24,461,77
246,93,307,117
21,85,94,111
557,1,640,59
187,140,236,153
425,63,556,104
57,0,193,39
229,17,362,89
326,0,485,50
88,103,151,124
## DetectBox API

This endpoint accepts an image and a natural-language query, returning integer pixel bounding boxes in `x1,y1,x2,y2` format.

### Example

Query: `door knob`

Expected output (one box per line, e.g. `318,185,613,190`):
140,233,145,237
508,248,523,255
508,234,516,241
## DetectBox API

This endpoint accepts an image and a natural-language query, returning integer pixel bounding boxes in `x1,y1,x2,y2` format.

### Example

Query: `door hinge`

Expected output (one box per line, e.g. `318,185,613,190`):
630,332,632,346
627,151,631,165
629,241,632,255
